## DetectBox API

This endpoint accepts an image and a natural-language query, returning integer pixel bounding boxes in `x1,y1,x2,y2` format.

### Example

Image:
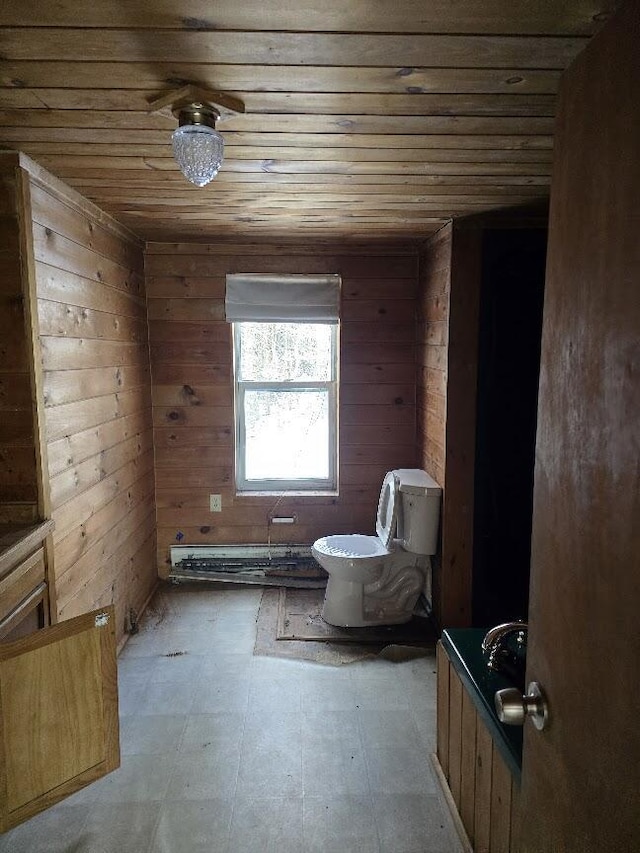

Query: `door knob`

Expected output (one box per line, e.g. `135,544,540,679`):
494,681,549,731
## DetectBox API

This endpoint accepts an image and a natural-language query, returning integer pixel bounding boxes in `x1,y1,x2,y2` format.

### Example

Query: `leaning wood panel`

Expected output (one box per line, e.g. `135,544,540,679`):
2,628,102,813
0,605,119,831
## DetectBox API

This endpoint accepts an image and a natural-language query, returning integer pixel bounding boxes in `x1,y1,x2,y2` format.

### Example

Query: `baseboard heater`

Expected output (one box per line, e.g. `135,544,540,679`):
169,544,328,588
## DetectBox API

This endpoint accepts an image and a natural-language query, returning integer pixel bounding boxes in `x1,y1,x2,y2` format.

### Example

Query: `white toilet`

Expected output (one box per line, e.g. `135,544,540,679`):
312,468,442,627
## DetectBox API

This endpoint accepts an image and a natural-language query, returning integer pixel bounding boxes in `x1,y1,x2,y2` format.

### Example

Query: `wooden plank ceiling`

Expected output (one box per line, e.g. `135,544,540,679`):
0,1,616,241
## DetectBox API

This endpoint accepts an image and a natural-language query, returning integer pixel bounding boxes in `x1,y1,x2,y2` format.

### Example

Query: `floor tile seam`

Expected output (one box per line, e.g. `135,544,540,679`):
123,753,175,804
228,691,251,808
170,712,193,757
157,719,204,808
299,791,381,852
143,800,166,853
237,729,304,787
357,715,387,852
358,734,443,836
354,702,375,776
59,801,95,848
300,732,327,799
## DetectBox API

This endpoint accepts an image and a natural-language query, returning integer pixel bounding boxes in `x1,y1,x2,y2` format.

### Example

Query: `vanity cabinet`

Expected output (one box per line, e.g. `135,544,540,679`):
436,640,520,853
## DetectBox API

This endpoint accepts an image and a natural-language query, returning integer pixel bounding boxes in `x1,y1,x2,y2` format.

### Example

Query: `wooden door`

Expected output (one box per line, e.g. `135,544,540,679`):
0,606,120,832
516,3,640,851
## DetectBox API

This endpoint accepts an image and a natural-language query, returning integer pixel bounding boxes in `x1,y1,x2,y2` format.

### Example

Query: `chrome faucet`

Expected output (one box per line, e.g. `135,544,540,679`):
482,621,528,671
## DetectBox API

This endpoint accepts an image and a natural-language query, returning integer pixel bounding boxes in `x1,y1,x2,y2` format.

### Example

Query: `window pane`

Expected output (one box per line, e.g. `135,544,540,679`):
238,323,333,382
244,390,330,480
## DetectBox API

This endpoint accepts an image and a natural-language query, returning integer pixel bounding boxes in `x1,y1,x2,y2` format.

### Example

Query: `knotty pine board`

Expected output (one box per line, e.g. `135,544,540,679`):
28,170,156,645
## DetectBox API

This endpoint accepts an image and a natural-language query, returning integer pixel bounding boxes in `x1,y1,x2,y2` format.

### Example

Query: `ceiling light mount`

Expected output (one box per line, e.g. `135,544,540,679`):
148,85,245,188
175,101,220,130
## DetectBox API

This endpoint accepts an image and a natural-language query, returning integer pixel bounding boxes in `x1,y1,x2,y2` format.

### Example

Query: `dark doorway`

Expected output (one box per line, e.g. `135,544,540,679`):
472,228,547,626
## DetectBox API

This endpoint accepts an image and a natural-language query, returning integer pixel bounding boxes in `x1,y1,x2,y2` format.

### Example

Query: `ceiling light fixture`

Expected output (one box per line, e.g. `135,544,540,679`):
148,85,245,187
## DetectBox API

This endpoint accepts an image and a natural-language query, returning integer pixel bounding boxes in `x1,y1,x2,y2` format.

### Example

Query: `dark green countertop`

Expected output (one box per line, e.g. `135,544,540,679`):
442,628,523,782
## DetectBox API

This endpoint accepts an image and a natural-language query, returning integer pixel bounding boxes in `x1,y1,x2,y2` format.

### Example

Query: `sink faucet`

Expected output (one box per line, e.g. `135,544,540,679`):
482,621,528,671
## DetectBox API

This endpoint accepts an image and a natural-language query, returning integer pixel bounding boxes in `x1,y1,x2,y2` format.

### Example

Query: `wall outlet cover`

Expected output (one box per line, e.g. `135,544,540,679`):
209,494,222,512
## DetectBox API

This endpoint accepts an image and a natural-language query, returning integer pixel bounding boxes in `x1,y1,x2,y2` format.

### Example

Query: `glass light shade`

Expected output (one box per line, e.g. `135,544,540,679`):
172,124,224,186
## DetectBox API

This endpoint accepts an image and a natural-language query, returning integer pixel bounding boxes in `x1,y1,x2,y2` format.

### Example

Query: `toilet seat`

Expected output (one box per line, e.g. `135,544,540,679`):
375,470,399,547
313,534,389,559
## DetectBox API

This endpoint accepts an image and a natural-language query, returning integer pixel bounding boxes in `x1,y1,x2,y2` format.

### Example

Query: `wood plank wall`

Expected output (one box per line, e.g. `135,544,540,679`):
417,222,452,487
145,241,419,575
418,222,479,629
441,225,481,628
28,170,156,643
0,160,38,523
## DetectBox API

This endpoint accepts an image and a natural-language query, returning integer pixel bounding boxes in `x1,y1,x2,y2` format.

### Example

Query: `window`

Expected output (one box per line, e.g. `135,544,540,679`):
225,273,341,493
233,322,338,491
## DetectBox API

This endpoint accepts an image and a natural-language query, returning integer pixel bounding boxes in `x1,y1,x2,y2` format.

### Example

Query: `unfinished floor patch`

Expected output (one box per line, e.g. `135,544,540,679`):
254,587,436,666
277,587,436,644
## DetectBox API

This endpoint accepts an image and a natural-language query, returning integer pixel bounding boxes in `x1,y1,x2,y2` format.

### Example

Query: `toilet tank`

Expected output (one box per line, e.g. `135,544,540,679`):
395,468,442,555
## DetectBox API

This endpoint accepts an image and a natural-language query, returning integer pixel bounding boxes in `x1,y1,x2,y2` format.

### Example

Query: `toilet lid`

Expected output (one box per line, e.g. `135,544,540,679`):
375,471,398,548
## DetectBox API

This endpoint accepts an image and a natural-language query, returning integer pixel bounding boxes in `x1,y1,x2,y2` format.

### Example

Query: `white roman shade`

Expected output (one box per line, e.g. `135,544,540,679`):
225,273,341,323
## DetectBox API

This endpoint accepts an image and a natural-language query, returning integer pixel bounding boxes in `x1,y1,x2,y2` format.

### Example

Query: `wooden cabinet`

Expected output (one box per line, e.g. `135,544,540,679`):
0,605,120,832
0,521,53,641
436,641,519,853
0,522,121,833
0,547,48,641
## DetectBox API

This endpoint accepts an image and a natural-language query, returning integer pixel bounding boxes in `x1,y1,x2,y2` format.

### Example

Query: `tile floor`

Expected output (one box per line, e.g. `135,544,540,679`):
0,585,463,853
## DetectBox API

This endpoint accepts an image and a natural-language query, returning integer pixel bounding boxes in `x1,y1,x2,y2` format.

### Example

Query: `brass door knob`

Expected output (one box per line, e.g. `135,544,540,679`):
494,681,549,731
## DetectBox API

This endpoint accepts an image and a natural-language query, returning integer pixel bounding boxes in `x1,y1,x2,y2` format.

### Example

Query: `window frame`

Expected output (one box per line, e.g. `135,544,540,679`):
232,321,339,493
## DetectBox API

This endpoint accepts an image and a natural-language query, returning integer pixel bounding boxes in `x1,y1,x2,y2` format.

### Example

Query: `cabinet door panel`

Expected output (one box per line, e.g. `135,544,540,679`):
0,605,119,832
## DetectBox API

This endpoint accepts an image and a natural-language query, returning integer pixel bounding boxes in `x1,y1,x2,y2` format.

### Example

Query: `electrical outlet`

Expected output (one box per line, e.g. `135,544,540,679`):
209,494,222,513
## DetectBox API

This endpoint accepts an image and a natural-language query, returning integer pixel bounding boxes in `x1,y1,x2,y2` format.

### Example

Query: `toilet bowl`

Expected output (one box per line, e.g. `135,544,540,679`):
312,469,442,627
